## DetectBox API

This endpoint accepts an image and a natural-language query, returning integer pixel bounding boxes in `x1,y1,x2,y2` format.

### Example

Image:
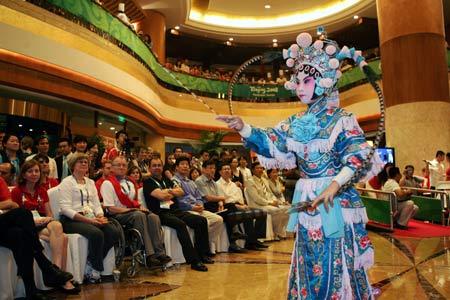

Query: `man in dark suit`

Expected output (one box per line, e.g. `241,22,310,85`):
55,137,72,180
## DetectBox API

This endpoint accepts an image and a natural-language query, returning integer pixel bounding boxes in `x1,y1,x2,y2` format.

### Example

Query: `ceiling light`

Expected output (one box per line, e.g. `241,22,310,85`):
18,124,23,127
170,29,179,35
110,127,115,130
174,25,180,30
29,128,33,132
272,39,277,43
226,41,232,46
228,37,234,41
273,42,278,47
353,15,359,19
264,4,271,9
98,122,103,125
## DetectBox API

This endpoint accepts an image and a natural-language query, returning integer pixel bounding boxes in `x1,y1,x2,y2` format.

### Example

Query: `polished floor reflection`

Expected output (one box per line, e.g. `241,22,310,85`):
55,231,450,300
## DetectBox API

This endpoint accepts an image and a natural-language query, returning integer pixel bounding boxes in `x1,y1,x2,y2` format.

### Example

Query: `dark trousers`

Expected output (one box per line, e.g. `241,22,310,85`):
60,216,121,271
158,209,210,263
213,203,267,245
0,208,54,296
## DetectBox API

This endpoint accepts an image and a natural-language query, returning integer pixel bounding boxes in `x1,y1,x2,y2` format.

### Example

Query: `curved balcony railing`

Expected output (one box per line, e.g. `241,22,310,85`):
27,0,450,103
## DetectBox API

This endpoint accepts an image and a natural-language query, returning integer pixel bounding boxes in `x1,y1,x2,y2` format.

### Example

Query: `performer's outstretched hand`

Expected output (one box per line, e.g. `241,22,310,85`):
216,115,244,131
311,181,340,212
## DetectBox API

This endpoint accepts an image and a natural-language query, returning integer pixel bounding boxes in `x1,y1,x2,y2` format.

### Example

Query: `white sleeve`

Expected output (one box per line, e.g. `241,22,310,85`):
59,179,78,219
333,166,355,187
100,181,117,207
89,180,104,216
239,124,252,138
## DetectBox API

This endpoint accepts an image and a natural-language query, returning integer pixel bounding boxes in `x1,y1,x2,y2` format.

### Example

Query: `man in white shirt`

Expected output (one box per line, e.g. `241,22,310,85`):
382,167,419,229
26,135,58,178
216,162,268,250
427,151,446,188
246,162,289,239
101,156,171,267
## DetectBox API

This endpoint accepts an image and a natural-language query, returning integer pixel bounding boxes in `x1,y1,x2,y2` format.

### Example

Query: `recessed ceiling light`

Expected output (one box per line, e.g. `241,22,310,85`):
98,122,103,125
272,39,277,43
110,127,115,130
29,128,33,132
175,25,180,30
353,15,359,19
228,37,234,41
18,124,23,127
264,4,271,9
226,41,232,46
170,29,179,35
272,42,278,47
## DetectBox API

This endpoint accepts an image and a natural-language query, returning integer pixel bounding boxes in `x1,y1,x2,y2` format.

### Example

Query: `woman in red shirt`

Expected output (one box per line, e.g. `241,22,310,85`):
11,160,78,293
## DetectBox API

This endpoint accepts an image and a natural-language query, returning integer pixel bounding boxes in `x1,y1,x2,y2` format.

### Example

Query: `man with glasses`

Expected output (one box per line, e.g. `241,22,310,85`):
100,156,171,267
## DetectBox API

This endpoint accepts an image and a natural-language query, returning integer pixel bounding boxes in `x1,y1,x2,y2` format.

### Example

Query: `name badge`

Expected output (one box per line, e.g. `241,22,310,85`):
160,200,173,209
31,210,41,219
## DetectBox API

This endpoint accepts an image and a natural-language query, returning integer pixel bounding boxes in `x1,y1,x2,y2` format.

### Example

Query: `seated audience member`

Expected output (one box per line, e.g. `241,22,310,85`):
0,177,75,299
216,162,268,250
133,147,151,178
446,152,450,181
189,167,201,181
95,160,112,201
0,162,15,186
143,157,209,271
34,153,59,191
26,135,58,179
101,156,170,267
267,168,288,204
194,150,210,171
173,146,184,159
163,153,176,180
106,130,128,161
238,156,253,184
230,157,244,189
10,160,78,293
367,162,394,190
246,162,289,239
400,165,424,194
59,153,121,283
127,165,144,189
55,137,72,180
21,135,34,157
87,140,102,179
382,167,419,229
172,157,225,253
0,133,24,184
194,160,250,253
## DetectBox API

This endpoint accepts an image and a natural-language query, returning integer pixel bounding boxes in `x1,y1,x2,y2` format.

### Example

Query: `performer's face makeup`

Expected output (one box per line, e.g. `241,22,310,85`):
296,71,316,104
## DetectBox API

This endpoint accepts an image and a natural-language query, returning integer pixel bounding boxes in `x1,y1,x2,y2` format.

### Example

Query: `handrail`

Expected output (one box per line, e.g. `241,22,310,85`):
24,0,387,102
356,188,397,231
405,187,448,225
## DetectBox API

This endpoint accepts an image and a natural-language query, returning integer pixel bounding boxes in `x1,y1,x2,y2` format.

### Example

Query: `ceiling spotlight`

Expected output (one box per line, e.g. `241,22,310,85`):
272,39,277,43
264,4,271,9
174,25,180,30
273,42,278,47
353,15,359,19
170,29,179,35
226,41,232,46
228,37,234,41
18,124,23,127
110,127,115,130
29,128,33,132
98,122,103,125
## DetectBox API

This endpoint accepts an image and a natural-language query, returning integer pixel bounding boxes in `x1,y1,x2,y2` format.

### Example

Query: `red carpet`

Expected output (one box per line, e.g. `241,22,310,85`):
393,220,450,238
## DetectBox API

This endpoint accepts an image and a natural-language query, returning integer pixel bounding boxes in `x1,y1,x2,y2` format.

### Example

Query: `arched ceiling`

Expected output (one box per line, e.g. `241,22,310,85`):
136,0,377,44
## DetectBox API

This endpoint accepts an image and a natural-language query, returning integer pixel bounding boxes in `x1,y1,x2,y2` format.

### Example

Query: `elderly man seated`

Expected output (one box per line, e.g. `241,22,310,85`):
246,162,289,240
101,156,171,267
382,167,419,229
216,161,268,250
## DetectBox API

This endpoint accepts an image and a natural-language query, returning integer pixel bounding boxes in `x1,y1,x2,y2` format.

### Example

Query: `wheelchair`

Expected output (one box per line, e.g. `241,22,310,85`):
108,217,167,277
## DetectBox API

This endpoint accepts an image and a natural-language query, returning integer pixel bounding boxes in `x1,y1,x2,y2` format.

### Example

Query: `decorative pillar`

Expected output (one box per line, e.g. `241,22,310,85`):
137,10,166,64
377,0,450,169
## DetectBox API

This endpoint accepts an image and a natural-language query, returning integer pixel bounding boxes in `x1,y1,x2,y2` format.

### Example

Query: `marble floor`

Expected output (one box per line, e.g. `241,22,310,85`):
56,231,450,300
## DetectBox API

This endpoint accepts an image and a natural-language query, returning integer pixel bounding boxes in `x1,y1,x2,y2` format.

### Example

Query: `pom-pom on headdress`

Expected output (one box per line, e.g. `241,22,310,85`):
283,32,367,97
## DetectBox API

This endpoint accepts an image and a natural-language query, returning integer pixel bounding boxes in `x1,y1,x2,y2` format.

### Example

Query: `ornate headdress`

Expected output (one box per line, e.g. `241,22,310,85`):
282,32,367,98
